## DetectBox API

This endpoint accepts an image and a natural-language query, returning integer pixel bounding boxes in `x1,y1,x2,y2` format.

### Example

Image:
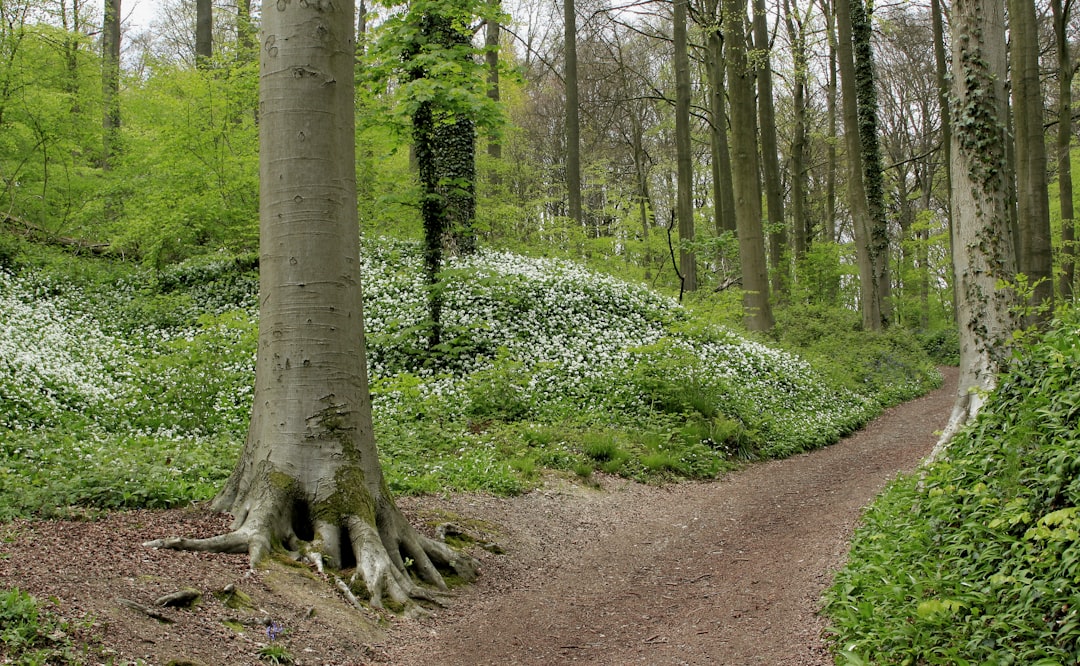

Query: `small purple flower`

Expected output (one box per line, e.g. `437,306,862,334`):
266,621,284,641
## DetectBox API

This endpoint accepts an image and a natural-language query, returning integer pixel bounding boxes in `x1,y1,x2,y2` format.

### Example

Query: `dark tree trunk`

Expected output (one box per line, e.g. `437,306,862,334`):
564,0,582,224
196,0,212,68
674,0,697,292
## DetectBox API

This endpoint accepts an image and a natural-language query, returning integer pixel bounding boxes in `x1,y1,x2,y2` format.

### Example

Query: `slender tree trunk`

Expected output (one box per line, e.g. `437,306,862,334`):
674,0,696,292
238,0,256,57
931,0,954,322
101,0,120,172
821,0,838,246
1052,0,1075,300
1009,0,1053,323
196,0,212,68
753,0,787,300
932,0,1016,456
564,0,582,224
706,26,736,236
724,0,773,330
835,0,882,330
485,14,502,161
784,0,808,263
146,0,477,606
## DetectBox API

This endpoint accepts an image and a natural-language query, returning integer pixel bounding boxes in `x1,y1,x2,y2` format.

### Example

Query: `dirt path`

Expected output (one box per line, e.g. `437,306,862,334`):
0,369,956,666
381,367,958,665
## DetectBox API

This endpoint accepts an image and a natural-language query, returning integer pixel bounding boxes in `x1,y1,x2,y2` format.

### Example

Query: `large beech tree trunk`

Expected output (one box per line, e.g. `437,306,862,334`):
146,0,476,609
931,0,1017,457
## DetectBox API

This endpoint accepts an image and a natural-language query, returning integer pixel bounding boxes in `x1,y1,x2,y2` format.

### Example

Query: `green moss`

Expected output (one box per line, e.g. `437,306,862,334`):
311,464,375,525
214,586,255,610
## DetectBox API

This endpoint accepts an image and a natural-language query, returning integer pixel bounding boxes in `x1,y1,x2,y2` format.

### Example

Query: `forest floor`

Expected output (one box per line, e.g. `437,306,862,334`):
0,367,957,666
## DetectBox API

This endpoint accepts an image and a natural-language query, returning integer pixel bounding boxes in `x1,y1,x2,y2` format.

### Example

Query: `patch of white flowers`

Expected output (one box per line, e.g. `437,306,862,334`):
0,270,128,430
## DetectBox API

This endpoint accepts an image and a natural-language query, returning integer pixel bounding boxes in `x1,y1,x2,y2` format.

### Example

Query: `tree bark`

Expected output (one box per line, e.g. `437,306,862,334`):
931,0,954,321
238,0,256,58
564,0,582,224
724,0,773,330
485,14,502,161
101,0,120,172
931,0,1017,457
146,0,477,607
835,0,882,330
1052,0,1076,299
1009,0,1053,323
753,0,787,300
196,0,212,68
705,23,736,236
822,0,838,246
784,0,809,263
674,0,697,292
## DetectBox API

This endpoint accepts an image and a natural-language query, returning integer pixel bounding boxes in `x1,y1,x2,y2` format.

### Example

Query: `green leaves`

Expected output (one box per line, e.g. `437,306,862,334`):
826,305,1080,664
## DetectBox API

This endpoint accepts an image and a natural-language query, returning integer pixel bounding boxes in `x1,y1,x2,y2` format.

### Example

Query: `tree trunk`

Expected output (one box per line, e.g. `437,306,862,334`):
931,0,1017,457
145,0,477,608
674,0,697,292
753,0,787,300
1052,0,1075,299
564,0,582,224
1009,0,1054,323
485,14,502,161
705,26,736,236
724,0,773,330
196,0,212,68
238,0,256,58
931,0,954,321
101,0,120,172
835,0,881,330
784,0,809,263
821,0,838,246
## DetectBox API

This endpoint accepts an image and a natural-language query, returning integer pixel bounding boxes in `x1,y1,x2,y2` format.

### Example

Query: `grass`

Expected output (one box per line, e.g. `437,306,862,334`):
0,239,940,519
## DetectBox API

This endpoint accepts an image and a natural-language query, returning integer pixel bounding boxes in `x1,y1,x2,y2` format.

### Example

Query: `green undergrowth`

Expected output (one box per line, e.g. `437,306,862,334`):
825,305,1080,664
0,586,103,665
0,238,939,519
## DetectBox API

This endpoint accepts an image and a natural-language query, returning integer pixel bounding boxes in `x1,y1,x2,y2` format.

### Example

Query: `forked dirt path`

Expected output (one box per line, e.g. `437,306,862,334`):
0,369,955,665
382,367,958,665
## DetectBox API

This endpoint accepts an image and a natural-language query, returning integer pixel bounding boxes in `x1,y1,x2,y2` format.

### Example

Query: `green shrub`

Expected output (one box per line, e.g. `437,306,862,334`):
825,305,1080,664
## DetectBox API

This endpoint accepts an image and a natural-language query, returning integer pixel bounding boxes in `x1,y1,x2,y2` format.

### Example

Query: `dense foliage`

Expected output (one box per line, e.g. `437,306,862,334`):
826,306,1080,664
0,241,940,519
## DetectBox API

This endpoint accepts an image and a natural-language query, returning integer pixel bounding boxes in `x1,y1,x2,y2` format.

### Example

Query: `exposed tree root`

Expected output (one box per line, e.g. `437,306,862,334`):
144,486,478,613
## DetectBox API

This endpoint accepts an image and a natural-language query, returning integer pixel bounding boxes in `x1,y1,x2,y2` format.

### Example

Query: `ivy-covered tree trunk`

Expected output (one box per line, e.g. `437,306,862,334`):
146,0,477,607
407,9,479,350
931,0,1017,456
849,0,890,326
835,0,881,330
